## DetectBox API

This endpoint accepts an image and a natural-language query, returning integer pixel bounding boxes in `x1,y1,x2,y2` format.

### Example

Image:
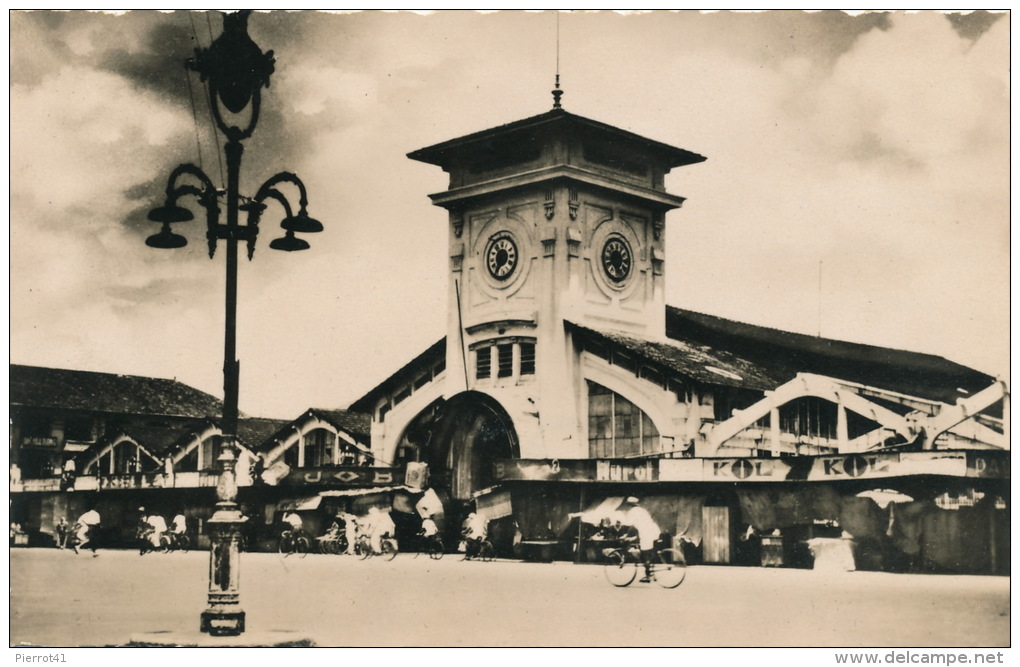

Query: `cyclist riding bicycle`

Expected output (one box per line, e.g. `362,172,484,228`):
366,507,396,555
622,496,659,583
461,512,489,559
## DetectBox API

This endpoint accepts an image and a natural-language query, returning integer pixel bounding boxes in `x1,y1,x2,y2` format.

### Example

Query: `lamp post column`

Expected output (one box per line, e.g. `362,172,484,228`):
145,10,321,638
200,137,248,637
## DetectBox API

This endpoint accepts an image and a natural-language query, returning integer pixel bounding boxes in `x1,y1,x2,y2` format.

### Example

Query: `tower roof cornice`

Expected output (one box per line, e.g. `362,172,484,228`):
407,108,706,171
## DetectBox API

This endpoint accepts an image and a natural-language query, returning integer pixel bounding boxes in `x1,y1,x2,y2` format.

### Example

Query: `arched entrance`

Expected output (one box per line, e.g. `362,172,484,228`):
397,392,519,501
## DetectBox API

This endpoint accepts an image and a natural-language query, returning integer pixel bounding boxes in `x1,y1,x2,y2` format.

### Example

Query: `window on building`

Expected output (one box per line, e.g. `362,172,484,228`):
476,346,492,379
203,437,220,471
497,343,514,378
284,440,299,468
520,342,536,375
64,417,93,442
779,397,837,441
178,446,198,472
587,381,661,458
304,429,331,467
21,413,50,438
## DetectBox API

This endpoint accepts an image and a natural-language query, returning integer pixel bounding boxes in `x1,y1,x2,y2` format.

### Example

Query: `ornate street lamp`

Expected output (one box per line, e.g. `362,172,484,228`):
145,10,321,637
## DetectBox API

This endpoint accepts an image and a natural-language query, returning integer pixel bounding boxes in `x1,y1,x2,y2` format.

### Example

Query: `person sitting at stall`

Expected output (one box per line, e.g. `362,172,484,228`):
55,517,70,549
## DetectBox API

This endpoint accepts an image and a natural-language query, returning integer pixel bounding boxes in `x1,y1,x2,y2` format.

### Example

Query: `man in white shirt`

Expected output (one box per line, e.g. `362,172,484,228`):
147,514,168,551
367,507,396,554
624,497,660,582
74,508,101,556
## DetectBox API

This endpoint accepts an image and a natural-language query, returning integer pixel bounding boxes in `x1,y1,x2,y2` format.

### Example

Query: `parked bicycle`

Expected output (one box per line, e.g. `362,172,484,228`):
602,540,686,588
317,533,348,555
278,529,312,558
355,533,398,561
159,531,191,553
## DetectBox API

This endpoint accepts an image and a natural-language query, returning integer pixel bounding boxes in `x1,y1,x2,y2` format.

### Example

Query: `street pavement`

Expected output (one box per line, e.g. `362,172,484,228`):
9,547,1010,647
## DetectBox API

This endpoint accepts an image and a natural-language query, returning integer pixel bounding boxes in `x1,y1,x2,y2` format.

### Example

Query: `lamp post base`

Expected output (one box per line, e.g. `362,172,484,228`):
200,608,246,637
202,502,247,636
129,628,314,647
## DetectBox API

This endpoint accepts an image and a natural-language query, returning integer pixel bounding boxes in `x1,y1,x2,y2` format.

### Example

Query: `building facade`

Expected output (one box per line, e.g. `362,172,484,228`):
10,107,1009,574
9,365,381,550
349,107,1009,573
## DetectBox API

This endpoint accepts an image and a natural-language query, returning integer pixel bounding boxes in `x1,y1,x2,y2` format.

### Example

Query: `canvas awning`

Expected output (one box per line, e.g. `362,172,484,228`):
275,496,323,512
570,496,625,525
319,486,413,498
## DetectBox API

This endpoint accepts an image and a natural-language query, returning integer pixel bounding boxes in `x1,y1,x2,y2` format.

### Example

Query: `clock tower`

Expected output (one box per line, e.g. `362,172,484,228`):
407,105,705,473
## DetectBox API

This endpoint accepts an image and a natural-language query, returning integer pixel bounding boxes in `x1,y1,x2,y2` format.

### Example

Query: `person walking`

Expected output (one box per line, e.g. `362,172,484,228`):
74,507,101,556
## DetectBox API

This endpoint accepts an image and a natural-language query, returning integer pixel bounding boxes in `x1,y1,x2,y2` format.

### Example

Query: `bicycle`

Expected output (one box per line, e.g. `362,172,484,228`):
415,533,444,560
159,531,191,553
278,529,312,558
602,541,686,589
317,533,348,555
355,533,398,561
463,537,495,562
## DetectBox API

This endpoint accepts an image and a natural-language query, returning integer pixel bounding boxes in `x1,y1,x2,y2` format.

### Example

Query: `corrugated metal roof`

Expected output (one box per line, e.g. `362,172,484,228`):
571,322,782,392
664,307,994,403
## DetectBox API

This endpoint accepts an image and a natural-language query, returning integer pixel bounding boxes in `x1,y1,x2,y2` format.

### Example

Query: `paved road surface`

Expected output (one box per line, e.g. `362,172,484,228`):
9,548,1009,647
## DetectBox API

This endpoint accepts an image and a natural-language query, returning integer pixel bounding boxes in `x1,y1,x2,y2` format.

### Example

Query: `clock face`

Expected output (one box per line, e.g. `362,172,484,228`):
601,237,632,282
486,234,518,280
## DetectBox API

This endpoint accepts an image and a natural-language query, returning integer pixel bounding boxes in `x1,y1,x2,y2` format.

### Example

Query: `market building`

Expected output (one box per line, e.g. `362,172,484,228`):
8,365,379,550
10,103,1009,574
347,104,1009,573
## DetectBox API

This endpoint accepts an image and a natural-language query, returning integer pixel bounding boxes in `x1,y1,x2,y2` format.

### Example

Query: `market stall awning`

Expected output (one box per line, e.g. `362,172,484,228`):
276,496,322,512
570,497,625,525
319,485,413,498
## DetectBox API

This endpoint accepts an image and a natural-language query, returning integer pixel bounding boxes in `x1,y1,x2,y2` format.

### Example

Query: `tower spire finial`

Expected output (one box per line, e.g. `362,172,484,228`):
552,12,563,109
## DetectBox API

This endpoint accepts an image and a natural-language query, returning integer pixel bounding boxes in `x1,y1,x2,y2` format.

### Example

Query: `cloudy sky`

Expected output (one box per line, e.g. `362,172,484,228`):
10,10,1009,419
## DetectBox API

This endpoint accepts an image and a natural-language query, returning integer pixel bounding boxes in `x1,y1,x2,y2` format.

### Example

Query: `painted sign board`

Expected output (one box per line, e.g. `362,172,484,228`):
281,466,400,487
494,450,1008,483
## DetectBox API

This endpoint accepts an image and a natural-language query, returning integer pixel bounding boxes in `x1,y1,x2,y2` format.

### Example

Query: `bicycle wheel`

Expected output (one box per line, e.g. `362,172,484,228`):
295,535,311,558
159,534,173,553
479,540,495,562
380,539,398,561
652,548,687,589
427,537,444,560
278,533,292,556
357,538,372,560
177,534,191,553
603,550,637,587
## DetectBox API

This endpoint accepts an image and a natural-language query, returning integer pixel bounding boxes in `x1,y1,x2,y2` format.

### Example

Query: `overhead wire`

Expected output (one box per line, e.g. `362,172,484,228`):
185,12,206,172
203,11,226,189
